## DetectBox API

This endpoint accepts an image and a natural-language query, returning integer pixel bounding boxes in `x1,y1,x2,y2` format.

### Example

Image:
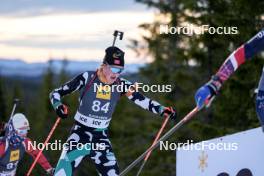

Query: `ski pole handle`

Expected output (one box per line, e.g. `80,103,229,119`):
26,117,61,176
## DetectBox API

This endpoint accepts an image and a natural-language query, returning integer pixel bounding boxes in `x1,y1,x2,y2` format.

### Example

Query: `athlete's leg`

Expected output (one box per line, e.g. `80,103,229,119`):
54,124,92,176
89,130,119,176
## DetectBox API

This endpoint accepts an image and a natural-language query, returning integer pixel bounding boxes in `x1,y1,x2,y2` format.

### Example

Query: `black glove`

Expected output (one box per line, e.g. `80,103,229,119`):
160,106,177,121
55,104,68,119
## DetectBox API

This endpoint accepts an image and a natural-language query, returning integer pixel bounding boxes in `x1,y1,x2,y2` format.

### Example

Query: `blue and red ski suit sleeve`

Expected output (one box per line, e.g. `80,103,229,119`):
216,29,264,83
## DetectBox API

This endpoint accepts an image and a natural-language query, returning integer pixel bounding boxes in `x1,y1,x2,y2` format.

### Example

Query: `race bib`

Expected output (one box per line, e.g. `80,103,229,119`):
96,85,111,100
9,150,19,162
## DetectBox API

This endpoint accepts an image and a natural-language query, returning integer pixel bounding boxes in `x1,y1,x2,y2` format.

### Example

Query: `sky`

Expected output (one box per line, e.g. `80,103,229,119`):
0,0,155,63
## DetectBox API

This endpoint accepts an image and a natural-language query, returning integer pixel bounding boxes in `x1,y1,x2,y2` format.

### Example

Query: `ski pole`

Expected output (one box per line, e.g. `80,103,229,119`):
119,107,199,176
136,115,170,176
26,117,61,176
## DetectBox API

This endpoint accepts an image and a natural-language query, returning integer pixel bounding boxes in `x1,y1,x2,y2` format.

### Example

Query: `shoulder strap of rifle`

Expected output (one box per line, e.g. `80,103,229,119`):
80,70,98,100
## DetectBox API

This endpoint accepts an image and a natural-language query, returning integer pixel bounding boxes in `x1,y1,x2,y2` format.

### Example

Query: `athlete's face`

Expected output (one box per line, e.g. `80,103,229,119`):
102,64,123,84
16,127,29,137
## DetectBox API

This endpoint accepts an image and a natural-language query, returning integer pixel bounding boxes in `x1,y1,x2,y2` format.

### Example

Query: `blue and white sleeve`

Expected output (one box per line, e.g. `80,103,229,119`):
50,72,89,108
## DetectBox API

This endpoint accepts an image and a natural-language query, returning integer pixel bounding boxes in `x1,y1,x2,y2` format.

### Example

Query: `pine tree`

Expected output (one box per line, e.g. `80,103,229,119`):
0,77,7,121
122,0,264,175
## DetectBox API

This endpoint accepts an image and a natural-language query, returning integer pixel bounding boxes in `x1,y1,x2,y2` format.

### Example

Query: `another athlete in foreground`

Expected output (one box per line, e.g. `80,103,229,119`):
195,28,264,129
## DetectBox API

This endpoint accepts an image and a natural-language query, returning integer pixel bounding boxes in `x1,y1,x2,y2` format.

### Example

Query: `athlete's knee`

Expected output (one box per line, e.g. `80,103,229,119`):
106,169,119,176
54,157,74,176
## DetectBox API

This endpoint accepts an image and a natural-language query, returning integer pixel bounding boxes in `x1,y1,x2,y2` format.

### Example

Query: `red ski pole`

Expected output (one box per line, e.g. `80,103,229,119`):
26,117,61,176
120,107,199,176
136,115,170,176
